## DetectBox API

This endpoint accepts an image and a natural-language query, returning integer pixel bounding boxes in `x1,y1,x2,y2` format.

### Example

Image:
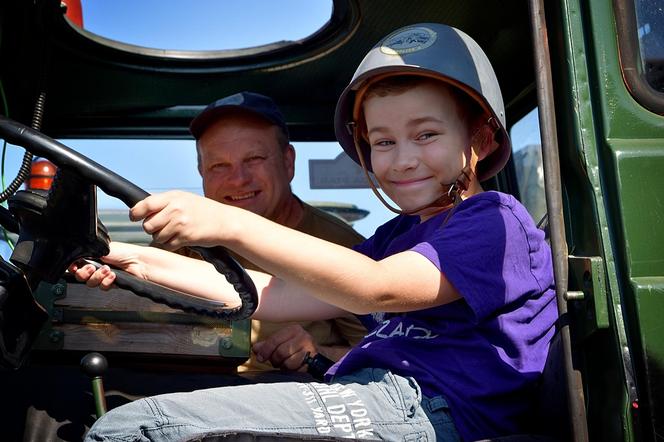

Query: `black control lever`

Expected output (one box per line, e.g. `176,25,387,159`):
80,352,108,418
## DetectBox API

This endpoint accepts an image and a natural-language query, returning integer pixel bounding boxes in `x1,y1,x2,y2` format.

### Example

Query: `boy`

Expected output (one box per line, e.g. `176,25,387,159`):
73,23,557,441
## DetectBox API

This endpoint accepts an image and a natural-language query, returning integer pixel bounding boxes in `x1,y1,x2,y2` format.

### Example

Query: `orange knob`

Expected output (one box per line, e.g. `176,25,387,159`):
27,159,57,190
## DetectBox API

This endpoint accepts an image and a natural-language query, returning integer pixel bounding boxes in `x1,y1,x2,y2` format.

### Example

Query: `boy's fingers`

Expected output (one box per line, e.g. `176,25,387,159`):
85,265,110,288
99,272,116,290
143,212,175,239
69,259,118,290
72,264,95,282
130,193,169,222
149,224,179,250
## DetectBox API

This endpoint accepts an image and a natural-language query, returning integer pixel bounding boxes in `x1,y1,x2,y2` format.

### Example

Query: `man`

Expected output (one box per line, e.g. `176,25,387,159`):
187,91,366,373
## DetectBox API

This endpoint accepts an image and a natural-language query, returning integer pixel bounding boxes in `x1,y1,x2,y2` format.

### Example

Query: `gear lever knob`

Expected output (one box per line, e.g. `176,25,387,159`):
80,352,108,418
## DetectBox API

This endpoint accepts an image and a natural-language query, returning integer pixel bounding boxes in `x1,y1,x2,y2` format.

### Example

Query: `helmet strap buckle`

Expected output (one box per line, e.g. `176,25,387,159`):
486,116,500,131
345,121,356,136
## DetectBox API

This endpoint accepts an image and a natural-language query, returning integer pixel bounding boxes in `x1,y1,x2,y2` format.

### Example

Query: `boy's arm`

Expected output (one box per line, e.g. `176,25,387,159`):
70,242,349,323
240,231,461,314
133,192,462,314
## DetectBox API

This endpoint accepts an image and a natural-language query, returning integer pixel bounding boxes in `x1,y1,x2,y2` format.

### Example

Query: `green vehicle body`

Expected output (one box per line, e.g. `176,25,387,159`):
548,1,663,440
0,0,662,441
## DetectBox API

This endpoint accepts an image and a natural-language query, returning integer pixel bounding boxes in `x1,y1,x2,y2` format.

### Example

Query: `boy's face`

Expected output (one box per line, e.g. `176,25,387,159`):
363,82,475,219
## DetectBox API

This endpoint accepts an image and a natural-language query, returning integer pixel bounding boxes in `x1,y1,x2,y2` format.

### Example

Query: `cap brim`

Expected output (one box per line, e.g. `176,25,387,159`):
190,105,284,139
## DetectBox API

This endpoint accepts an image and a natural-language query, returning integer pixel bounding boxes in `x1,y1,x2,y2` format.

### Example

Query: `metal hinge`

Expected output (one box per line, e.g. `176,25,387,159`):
567,255,609,337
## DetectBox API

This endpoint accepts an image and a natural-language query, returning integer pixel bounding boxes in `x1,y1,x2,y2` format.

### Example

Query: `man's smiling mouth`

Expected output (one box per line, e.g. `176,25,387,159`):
226,191,259,201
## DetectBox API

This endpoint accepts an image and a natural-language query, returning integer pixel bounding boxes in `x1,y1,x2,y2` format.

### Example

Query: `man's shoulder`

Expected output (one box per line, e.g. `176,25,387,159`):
298,202,365,246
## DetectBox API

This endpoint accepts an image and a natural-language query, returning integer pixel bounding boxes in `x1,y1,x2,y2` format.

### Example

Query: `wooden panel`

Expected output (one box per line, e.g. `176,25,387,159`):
41,283,238,357
54,322,231,356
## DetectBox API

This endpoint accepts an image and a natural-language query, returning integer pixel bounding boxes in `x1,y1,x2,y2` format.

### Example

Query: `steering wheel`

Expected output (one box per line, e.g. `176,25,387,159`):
0,115,258,369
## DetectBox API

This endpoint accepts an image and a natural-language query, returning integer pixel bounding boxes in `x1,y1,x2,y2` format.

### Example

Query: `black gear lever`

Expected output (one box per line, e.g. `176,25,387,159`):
80,352,108,418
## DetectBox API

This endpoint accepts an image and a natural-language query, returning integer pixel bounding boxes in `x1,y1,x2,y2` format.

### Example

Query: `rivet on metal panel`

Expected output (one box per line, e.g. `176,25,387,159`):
49,330,63,343
219,337,233,350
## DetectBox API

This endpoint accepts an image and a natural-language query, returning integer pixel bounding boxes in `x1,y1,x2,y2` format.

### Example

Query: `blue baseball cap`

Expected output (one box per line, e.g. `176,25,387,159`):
190,91,289,140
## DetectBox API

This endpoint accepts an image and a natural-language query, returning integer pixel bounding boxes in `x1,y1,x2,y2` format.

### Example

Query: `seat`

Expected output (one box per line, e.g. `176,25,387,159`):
533,329,570,441
475,329,570,442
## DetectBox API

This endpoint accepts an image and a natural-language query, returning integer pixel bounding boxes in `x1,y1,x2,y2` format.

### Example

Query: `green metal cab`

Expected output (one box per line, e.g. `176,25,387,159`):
0,0,662,440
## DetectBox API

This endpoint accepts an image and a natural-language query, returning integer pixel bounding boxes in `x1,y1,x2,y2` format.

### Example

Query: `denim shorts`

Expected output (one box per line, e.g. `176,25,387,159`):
84,368,459,441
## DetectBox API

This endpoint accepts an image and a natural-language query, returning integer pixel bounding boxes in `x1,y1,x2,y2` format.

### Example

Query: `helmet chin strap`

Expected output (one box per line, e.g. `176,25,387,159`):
351,124,480,217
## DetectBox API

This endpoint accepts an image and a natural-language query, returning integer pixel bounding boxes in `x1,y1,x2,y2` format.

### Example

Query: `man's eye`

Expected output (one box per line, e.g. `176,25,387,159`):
210,163,229,172
246,156,266,164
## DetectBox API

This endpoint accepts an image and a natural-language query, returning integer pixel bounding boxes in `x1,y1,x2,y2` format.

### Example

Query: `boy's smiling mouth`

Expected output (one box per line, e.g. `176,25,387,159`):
391,176,434,186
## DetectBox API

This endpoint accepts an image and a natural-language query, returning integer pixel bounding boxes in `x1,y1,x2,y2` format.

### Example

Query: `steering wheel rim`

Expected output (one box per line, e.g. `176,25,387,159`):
0,115,258,320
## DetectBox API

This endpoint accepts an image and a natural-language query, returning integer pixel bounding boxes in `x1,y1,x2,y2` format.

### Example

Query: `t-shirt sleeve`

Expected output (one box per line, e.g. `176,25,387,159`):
412,197,532,322
353,237,372,255
352,214,409,258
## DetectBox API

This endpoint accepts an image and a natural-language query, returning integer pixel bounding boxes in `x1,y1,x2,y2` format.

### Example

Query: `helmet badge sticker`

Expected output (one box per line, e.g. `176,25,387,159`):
380,26,437,55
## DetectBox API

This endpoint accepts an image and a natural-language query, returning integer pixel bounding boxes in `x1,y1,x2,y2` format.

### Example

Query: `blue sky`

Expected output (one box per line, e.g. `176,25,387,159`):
79,0,333,51
1,1,541,239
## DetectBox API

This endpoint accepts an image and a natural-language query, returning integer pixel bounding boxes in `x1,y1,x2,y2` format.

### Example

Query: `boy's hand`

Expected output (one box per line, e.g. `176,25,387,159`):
67,242,147,289
252,324,318,372
68,261,116,289
130,191,226,251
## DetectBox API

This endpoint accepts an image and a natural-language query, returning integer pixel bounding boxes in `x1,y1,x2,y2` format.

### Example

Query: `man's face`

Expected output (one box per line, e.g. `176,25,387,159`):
197,113,295,221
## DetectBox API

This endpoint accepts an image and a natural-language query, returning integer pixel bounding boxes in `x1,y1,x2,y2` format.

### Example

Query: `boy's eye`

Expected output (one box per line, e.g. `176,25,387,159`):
416,132,438,141
370,140,395,151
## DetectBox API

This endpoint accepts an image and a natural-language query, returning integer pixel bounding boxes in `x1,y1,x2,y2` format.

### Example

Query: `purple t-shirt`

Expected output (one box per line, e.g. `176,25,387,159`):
326,191,558,441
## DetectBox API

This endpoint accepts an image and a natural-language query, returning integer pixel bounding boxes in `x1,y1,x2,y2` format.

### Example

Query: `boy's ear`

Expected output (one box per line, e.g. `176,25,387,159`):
471,122,499,161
